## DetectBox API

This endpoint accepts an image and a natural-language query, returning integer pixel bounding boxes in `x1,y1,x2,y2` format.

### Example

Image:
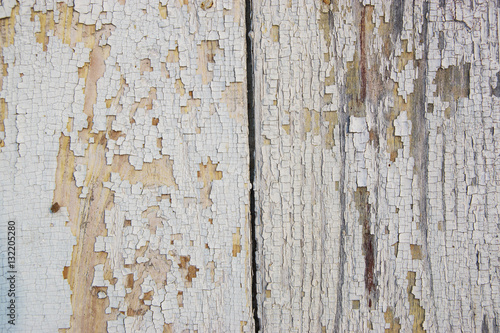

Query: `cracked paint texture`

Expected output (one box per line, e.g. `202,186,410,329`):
0,0,252,332
252,0,500,331
1,0,500,332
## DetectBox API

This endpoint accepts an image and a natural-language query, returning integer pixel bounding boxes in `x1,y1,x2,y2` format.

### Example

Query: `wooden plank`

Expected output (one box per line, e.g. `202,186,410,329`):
2,0,500,331
0,1,253,331
251,0,500,331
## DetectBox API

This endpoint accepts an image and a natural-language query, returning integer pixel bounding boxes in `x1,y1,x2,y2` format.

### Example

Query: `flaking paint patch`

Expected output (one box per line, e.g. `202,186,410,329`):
433,63,470,118
1,1,252,331
198,157,223,208
158,2,168,19
196,40,221,85
384,307,401,332
233,227,242,257
0,4,18,48
407,271,425,332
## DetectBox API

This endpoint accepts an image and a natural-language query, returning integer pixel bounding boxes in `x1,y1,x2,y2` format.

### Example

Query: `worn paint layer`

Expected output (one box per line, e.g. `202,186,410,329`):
0,0,253,331
252,0,500,331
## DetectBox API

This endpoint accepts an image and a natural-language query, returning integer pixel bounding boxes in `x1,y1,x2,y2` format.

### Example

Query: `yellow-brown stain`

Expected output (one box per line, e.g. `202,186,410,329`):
352,300,360,309
437,221,444,231
368,129,379,147
62,265,70,279
108,130,124,141
158,2,168,18
197,40,221,85
54,133,116,332
78,63,90,80
171,233,183,245
0,98,5,131
83,45,110,123
207,260,216,282
270,25,279,42
222,0,242,24
232,227,242,257
125,275,153,317
0,99,6,148
221,82,246,124
386,116,403,163
175,78,185,96
200,0,213,10
303,108,321,137
139,58,153,75
324,111,338,148
113,154,177,188
166,47,180,63
0,4,19,149
174,255,199,287
181,91,201,113
281,125,290,136
345,52,364,116
323,67,335,103
384,307,401,332
198,157,223,208
410,244,423,260
125,273,135,289
177,291,184,307
30,4,108,51
318,11,331,62
163,323,173,333
407,271,426,332
0,5,18,48
160,62,170,78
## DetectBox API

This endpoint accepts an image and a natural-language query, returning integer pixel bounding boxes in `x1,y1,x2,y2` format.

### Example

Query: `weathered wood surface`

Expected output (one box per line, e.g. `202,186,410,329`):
252,0,500,331
1,0,500,332
0,0,253,332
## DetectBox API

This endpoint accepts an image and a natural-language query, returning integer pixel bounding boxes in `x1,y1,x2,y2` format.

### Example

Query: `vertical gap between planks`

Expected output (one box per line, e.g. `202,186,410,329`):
245,0,260,331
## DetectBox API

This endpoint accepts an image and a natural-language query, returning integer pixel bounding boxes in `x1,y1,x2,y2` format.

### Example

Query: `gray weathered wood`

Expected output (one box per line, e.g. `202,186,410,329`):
252,0,500,331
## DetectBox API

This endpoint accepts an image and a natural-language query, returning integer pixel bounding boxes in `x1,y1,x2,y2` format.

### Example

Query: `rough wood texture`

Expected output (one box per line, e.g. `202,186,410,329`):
1,0,500,332
252,0,500,331
0,0,253,331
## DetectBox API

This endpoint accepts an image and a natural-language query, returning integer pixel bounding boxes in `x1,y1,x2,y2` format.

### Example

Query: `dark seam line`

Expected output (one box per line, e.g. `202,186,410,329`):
245,0,260,331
